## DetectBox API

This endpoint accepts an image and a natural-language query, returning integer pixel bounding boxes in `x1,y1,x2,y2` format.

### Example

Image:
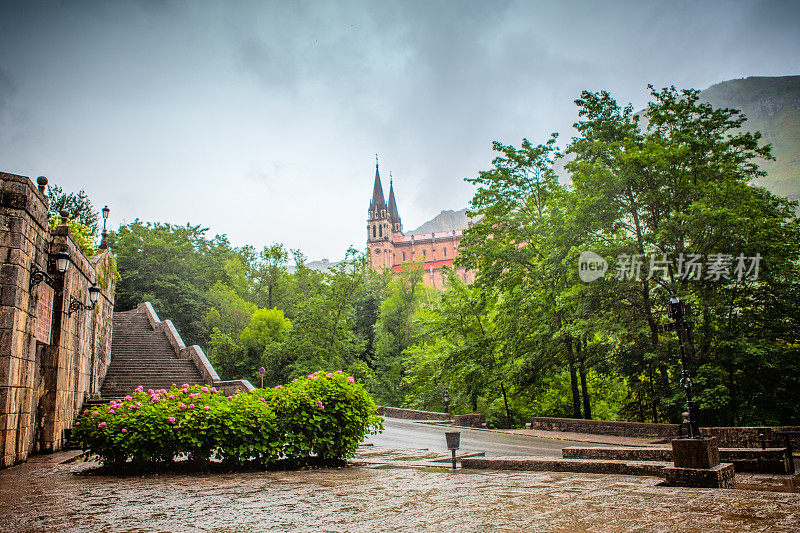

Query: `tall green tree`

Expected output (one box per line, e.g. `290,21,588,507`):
373,263,425,406
567,86,800,424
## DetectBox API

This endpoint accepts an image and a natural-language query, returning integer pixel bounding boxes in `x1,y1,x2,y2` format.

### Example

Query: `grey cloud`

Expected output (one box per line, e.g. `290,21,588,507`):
0,66,16,124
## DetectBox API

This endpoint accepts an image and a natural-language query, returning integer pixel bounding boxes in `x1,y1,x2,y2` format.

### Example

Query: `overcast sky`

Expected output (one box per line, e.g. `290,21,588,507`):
1,0,798,260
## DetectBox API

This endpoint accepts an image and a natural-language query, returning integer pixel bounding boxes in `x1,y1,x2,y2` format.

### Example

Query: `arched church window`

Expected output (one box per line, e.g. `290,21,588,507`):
402,252,406,261
372,225,376,238
379,225,382,237
443,247,447,257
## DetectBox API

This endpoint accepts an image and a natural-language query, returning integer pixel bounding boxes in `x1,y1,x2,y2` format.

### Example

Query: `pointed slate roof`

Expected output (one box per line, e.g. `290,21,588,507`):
387,179,401,225
370,163,386,213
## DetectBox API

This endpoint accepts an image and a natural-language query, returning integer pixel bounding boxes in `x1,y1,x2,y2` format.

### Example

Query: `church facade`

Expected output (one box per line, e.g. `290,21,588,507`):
366,163,475,289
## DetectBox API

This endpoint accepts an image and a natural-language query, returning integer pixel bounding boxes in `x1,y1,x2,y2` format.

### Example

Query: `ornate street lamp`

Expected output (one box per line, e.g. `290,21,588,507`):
664,297,700,438
30,250,70,289
99,206,110,249
53,251,71,274
442,389,450,415
67,284,101,316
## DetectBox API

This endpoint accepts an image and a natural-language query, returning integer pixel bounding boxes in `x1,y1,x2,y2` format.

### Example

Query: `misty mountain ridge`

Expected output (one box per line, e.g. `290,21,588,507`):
408,208,482,234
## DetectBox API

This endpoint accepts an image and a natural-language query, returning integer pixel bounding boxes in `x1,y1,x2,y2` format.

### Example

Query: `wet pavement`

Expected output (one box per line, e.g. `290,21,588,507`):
368,417,601,457
1,447,799,532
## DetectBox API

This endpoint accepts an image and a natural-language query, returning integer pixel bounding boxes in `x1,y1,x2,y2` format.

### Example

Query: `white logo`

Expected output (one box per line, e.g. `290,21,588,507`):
578,251,608,282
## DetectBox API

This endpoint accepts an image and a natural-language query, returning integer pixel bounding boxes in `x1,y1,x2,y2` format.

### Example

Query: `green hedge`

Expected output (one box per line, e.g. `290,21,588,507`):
74,371,383,467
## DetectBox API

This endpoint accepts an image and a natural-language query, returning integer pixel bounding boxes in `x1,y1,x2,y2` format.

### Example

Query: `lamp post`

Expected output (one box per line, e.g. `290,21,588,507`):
442,389,450,416
99,205,110,249
259,367,266,388
664,297,700,439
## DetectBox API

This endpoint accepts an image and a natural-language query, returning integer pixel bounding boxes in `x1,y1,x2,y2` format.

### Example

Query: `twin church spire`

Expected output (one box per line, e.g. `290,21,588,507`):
368,158,402,241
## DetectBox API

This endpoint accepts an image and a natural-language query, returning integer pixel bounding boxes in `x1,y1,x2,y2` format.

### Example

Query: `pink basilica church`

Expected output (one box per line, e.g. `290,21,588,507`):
366,162,475,289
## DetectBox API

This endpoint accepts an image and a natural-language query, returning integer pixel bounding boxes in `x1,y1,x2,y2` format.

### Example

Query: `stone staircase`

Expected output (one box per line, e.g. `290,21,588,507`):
99,306,206,399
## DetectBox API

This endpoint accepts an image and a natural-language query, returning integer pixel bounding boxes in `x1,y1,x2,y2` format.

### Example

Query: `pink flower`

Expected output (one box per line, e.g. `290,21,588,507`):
182,383,189,388
167,416,176,424
274,385,282,389
178,403,186,409
292,379,298,382
210,387,217,393
136,401,142,407
336,370,343,374
124,395,133,401
307,375,314,379
98,422,107,428
121,428,126,433
227,395,233,400
201,386,209,392
203,405,210,411
135,386,144,392
74,421,79,426
326,373,333,378
151,397,159,403
348,376,355,384
92,411,98,417
109,409,115,414
182,388,188,393
259,397,266,402
188,403,195,409
317,401,324,410
168,394,175,400
148,389,154,395
83,410,88,415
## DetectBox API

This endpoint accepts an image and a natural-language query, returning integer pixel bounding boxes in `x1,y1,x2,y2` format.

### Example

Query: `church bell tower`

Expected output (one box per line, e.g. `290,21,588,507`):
367,158,400,270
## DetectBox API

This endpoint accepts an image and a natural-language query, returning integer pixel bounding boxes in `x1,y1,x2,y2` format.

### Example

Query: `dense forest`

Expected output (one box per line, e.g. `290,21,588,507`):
64,85,799,427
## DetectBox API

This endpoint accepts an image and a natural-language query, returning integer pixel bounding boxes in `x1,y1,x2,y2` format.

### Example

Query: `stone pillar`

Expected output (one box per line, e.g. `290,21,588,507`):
663,437,735,488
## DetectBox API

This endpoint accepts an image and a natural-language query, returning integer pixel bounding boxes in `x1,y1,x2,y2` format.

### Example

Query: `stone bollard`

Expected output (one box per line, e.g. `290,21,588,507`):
663,437,735,488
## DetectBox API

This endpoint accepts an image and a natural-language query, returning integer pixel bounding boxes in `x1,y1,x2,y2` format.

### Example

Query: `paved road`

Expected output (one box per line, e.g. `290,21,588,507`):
366,416,601,457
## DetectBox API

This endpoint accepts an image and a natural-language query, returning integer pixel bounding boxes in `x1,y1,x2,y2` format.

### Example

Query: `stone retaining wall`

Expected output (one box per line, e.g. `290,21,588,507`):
562,446,790,473
216,380,254,395
377,406,450,421
453,413,485,428
531,416,800,449
0,172,116,467
702,426,800,449
530,417,680,438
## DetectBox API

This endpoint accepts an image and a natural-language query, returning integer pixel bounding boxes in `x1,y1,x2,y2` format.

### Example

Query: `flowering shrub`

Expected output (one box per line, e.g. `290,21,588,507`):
73,372,382,467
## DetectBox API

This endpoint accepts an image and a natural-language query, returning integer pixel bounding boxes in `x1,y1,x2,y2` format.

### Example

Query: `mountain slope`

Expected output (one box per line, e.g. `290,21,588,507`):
699,75,800,200
408,208,481,234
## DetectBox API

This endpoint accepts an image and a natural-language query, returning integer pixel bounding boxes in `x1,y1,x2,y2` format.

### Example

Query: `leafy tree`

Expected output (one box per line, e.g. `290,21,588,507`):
566,85,800,424
239,307,293,385
373,263,425,406
47,185,99,236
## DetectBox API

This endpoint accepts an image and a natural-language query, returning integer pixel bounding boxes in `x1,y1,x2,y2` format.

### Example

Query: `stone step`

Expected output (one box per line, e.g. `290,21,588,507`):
562,446,791,474
461,456,671,477
98,306,206,398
